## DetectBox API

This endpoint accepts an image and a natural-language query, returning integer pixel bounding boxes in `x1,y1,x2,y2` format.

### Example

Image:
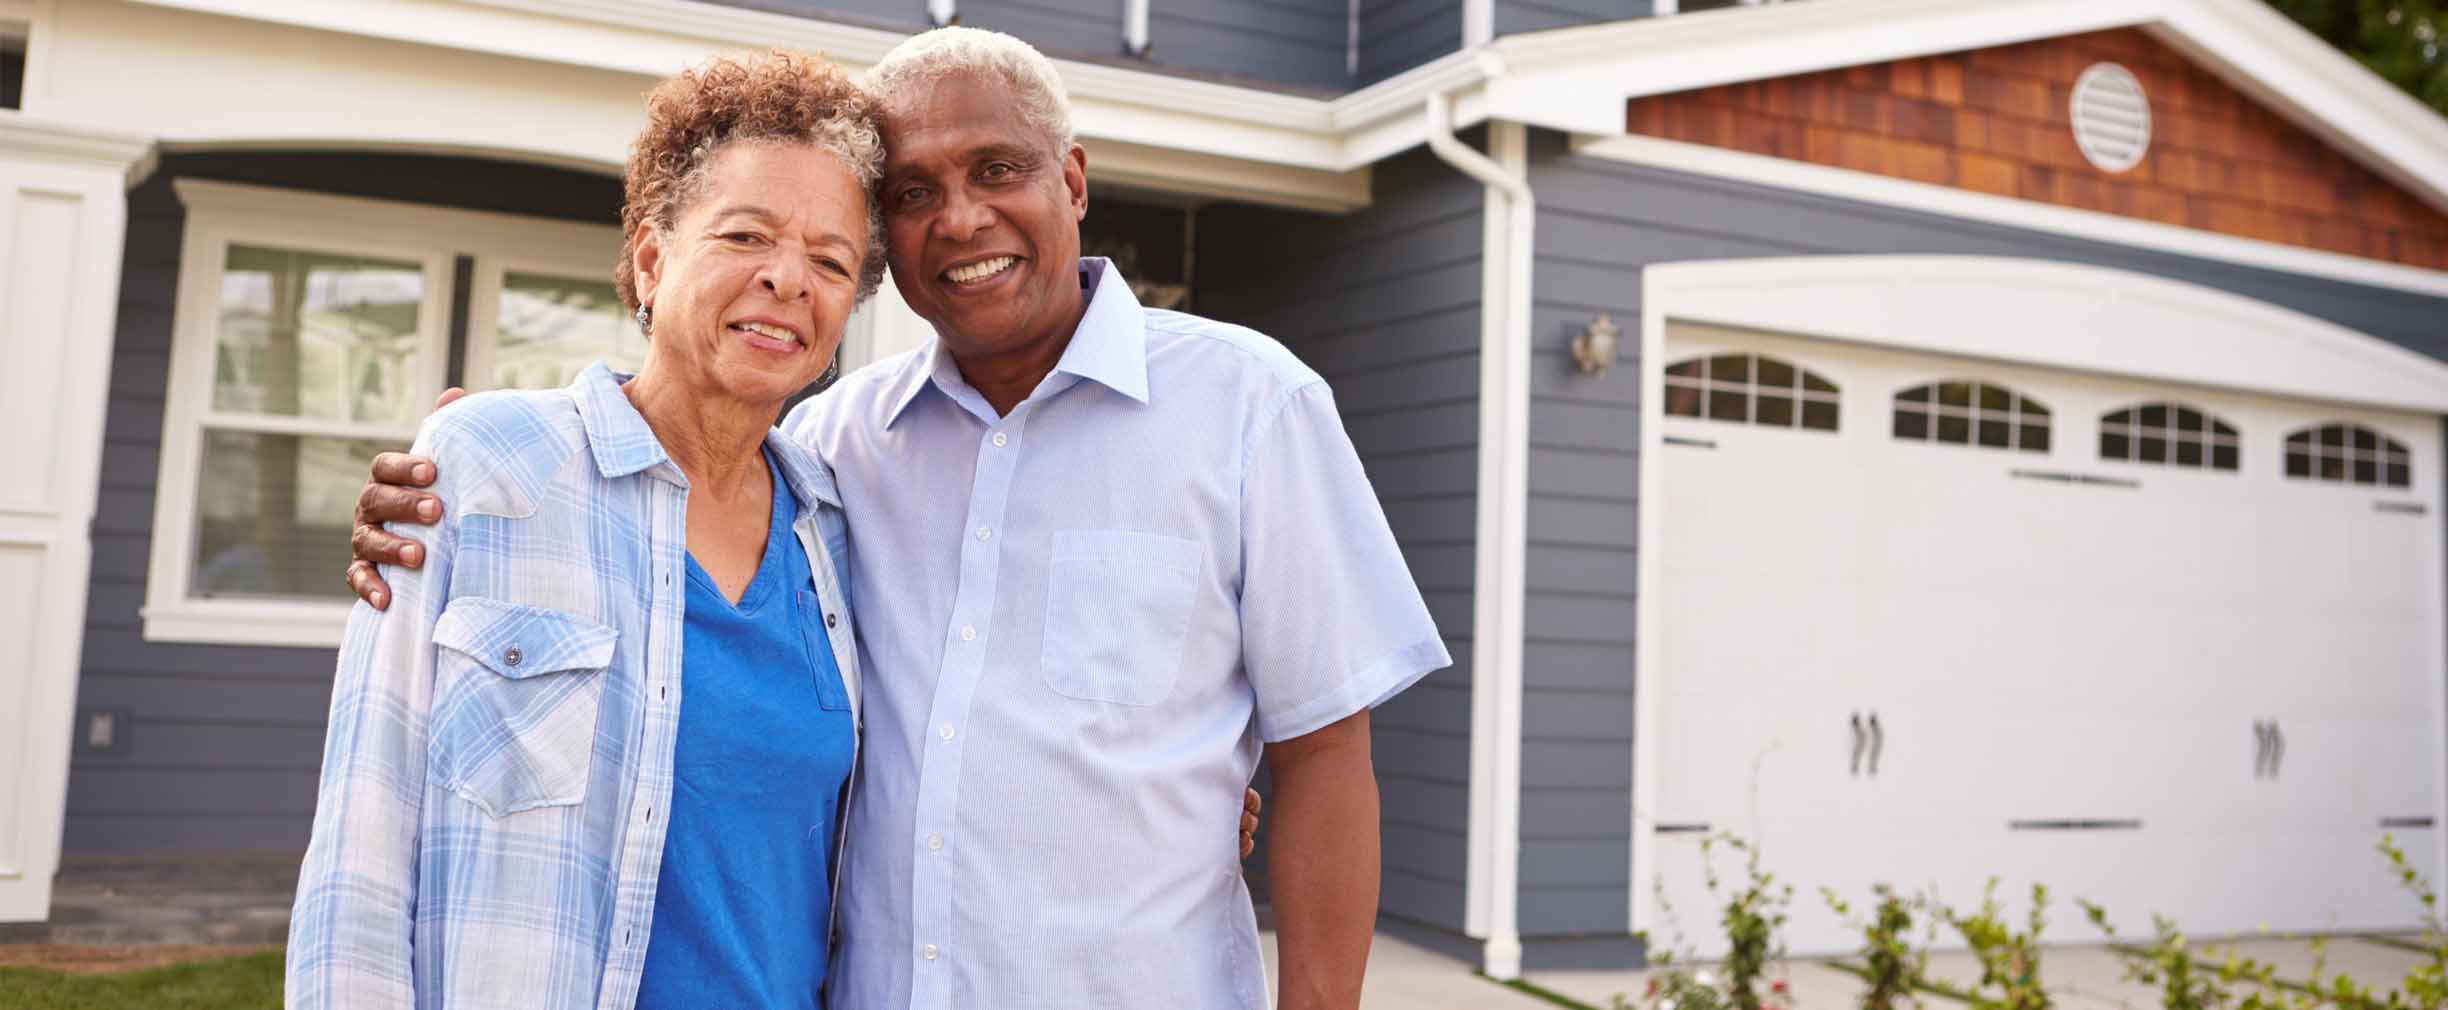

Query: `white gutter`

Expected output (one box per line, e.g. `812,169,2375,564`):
1124,0,1148,55
929,0,954,27
1425,59,1530,984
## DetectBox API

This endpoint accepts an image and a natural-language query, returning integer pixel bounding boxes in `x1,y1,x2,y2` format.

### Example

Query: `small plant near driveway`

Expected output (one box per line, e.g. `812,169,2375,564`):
1945,879,2052,1010
1630,833,1796,1010
1826,883,1933,1010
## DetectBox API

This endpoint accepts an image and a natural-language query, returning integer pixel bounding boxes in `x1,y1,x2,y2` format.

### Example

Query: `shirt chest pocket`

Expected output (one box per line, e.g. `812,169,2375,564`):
1039,530,1203,707
428,597,617,817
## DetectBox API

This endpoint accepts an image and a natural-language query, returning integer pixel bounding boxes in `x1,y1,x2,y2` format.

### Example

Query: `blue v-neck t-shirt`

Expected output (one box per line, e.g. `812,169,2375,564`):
637,449,856,1010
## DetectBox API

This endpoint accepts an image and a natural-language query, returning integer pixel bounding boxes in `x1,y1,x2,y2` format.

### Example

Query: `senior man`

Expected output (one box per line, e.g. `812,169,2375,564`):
344,28,1447,1010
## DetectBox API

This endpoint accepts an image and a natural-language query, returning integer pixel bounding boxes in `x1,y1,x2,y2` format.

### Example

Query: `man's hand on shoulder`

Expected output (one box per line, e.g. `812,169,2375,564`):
344,387,464,609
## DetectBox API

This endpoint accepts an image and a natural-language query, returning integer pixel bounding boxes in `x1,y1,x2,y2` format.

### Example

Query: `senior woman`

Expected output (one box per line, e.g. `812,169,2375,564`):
286,52,882,1010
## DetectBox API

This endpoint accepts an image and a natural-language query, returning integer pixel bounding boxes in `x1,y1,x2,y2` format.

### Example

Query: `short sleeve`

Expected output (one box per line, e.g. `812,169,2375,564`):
1241,382,1452,742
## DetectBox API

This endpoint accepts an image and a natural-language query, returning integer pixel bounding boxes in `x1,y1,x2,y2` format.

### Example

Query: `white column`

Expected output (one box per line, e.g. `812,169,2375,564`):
0,116,151,923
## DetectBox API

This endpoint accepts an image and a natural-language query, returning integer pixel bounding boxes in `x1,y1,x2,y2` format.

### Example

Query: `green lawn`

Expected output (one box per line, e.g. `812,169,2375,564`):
0,950,281,1010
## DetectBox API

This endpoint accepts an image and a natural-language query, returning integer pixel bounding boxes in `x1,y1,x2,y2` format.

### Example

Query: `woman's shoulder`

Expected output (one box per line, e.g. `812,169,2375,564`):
415,388,591,517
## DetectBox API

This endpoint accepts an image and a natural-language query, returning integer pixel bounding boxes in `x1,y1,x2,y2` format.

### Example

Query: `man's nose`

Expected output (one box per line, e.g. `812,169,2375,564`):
939,186,995,241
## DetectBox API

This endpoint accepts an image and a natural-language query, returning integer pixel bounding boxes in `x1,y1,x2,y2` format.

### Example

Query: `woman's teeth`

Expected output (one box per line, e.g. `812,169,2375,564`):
945,256,1016,284
733,322,801,346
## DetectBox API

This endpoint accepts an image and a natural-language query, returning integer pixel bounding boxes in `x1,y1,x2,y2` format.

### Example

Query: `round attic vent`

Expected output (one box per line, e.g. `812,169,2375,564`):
2070,62,2152,173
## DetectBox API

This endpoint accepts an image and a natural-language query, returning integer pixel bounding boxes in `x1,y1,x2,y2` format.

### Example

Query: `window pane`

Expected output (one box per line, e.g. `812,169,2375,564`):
2020,423,2050,453
1894,408,1929,440
1977,417,2012,448
2019,399,2050,421
2102,432,2130,459
2175,441,2203,467
1710,355,1750,384
1976,384,2011,411
1898,385,1931,404
1665,382,1704,417
2139,436,2167,463
2214,421,2237,438
495,272,641,391
2354,458,2379,484
2213,444,2239,471
193,429,407,600
2353,427,2378,452
1801,400,1838,431
1665,359,1702,379
1708,389,1747,422
213,245,423,426
1937,414,1971,443
1801,371,1837,394
2175,408,2203,433
1937,382,1973,408
1755,394,1795,427
2321,424,2347,448
1755,357,1795,389
2140,404,2169,427
2104,408,2132,426
2387,463,2412,487
2286,450,2311,478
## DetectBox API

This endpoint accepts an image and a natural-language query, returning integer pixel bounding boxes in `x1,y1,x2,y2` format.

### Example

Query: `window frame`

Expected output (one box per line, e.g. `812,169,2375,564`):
1890,379,2053,453
143,181,622,648
2283,421,2413,489
2099,401,2241,471
1661,351,1841,432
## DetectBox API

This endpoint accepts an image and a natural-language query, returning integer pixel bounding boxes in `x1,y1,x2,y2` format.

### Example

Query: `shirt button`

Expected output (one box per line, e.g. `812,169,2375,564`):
960,626,977,642
503,647,522,667
927,833,944,852
975,526,992,542
922,944,939,961
991,432,1008,447
939,724,955,741
826,612,839,628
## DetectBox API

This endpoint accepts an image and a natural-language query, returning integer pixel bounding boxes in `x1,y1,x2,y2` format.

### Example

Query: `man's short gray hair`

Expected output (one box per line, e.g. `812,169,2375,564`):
863,27,1076,155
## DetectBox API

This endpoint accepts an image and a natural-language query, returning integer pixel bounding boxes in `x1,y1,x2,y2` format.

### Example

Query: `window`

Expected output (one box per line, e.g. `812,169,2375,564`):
1892,381,2050,452
1663,352,1839,431
2101,403,2238,471
2284,423,2411,488
145,181,624,647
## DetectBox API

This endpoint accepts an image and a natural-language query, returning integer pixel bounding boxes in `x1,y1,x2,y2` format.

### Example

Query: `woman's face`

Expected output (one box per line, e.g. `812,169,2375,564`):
632,140,869,410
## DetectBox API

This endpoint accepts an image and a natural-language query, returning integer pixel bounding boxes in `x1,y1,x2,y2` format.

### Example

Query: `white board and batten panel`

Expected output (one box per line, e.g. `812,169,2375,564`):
1636,258,2448,957
0,119,149,922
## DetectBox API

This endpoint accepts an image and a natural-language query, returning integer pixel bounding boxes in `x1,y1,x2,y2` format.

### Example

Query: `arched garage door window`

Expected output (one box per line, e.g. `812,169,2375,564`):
2102,403,2240,471
2285,422,2412,488
1663,352,1839,430
1893,381,2050,452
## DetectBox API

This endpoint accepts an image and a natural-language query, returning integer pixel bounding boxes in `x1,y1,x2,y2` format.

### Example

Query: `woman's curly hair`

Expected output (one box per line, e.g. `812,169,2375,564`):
615,50,887,314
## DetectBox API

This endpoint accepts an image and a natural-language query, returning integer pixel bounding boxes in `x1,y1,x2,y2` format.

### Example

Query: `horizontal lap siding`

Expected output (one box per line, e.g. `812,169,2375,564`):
701,0,931,30
1514,126,2448,960
1496,0,1648,36
68,154,621,855
964,0,1346,91
1195,144,1484,935
1359,0,1460,86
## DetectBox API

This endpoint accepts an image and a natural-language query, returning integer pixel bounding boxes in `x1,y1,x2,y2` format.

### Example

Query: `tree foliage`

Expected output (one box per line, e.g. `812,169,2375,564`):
2266,0,2448,114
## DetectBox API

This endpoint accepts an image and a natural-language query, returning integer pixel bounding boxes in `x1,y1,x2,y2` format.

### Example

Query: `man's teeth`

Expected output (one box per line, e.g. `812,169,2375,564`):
736,322,801,346
945,256,1016,284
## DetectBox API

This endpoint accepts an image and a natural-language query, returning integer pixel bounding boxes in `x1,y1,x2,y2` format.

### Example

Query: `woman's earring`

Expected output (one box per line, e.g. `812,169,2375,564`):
634,305,652,335
818,355,841,390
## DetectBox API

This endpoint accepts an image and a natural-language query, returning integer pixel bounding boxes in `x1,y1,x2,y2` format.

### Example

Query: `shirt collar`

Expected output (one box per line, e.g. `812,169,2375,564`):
882,257,1150,428
568,361,842,510
569,362,672,480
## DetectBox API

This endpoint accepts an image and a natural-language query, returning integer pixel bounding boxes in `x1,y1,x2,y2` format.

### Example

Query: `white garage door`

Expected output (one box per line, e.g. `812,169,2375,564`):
1649,320,2445,956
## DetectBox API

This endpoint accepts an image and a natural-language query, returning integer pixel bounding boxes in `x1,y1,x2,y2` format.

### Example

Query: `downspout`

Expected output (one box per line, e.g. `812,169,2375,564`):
1424,66,1531,983
1124,0,1150,56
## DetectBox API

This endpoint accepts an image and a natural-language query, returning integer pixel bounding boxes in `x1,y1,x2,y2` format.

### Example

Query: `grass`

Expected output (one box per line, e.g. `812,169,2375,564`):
0,949,282,1010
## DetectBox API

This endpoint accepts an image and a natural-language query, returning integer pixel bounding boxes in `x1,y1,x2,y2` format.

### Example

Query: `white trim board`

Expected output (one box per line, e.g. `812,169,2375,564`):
1627,253,2448,939
1575,133,2448,301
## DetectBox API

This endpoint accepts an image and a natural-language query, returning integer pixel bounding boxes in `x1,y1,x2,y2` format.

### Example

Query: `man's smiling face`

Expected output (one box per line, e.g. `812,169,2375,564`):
877,69,1090,363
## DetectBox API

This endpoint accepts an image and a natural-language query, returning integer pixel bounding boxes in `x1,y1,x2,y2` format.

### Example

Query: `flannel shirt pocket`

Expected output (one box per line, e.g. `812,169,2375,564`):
429,597,616,817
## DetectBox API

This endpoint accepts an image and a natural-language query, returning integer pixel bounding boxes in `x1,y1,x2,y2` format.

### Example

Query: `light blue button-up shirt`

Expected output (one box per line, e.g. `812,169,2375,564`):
288,364,861,1010
786,259,1450,1009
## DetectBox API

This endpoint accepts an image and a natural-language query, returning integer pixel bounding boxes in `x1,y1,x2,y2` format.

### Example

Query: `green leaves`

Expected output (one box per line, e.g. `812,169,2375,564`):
2266,0,2448,116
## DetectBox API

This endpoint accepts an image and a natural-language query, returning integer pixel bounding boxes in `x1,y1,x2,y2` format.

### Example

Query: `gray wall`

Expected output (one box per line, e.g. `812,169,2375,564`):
69,154,622,854
962,0,1348,91
1496,0,1648,36
1358,0,1461,86
1513,127,2448,968
710,0,931,30
1196,142,1487,937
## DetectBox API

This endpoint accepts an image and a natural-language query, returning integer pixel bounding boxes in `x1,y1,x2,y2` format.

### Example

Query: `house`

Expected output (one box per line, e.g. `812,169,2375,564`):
3,0,2445,982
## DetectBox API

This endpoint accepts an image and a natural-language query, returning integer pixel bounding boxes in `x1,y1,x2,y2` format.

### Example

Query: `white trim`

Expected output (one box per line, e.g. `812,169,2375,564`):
1630,253,2448,940
1079,139,1370,214
1575,133,2448,301
139,182,623,648
1463,0,1492,50
0,114,153,179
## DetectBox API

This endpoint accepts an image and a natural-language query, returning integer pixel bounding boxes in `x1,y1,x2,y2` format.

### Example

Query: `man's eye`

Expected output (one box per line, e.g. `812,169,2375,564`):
896,186,931,205
984,163,1015,178
724,232,761,244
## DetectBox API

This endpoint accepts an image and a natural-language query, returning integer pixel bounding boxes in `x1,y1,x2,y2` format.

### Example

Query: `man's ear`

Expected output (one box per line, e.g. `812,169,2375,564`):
1063,144,1089,222
632,228,667,310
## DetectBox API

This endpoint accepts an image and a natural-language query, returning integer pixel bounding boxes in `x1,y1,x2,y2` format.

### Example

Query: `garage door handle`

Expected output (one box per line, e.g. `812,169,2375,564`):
1867,712,1884,777
1849,712,1866,776
2269,722,2285,778
2254,720,2270,778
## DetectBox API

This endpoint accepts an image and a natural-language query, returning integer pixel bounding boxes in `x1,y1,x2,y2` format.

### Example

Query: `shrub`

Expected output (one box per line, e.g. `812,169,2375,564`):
1945,880,2052,1010
1632,833,1795,1010
1826,883,1933,1010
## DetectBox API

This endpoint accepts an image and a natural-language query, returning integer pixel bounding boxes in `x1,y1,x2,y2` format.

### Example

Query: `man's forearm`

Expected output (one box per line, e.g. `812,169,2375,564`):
1264,711,1380,1010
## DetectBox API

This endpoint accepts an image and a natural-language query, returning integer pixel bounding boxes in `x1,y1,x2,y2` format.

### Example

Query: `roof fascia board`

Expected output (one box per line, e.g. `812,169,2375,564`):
1576,132,2448,301
1481,0,2156,136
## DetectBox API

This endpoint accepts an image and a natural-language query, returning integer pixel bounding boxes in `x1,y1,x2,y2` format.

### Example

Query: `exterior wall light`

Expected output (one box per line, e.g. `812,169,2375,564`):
1572,312,1619,375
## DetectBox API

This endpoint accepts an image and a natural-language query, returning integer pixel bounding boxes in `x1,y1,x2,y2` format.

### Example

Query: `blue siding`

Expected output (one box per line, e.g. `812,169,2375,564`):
1495,0,1648,36
1359,0,1461,85
963,0,1347,90
1196,143,1486,937
1514,126,2448,969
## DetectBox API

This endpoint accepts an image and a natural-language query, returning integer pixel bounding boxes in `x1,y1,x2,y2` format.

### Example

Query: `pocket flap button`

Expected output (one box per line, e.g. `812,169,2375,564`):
504,647,523,667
